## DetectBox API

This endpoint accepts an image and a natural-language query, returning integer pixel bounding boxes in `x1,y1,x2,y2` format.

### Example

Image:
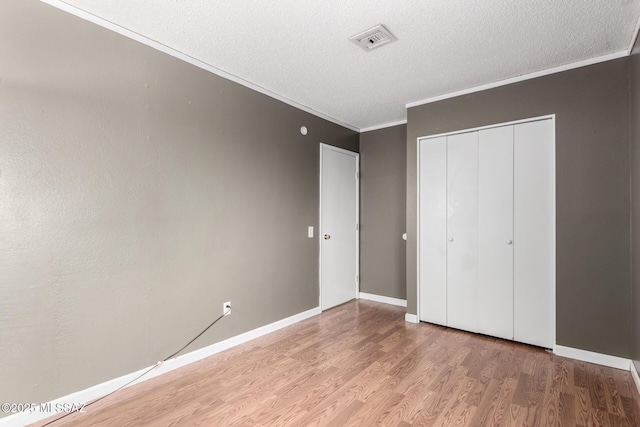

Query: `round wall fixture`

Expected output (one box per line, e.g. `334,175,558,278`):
300,126,308,135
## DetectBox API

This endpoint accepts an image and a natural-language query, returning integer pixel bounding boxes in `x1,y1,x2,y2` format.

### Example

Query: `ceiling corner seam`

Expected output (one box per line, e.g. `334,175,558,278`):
628,14,640,55
38,0,360,133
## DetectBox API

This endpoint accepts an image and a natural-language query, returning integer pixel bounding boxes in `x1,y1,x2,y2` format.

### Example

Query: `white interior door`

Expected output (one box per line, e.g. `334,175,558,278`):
419,136,448,325
320,144,358,311
478,126,514,340
446,132,478,332
514,119,555,348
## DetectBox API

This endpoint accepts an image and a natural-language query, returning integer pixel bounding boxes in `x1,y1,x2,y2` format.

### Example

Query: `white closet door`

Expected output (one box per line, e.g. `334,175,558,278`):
514,119,554,348
478,126,514,340
446,132,478,332
419,137,447,325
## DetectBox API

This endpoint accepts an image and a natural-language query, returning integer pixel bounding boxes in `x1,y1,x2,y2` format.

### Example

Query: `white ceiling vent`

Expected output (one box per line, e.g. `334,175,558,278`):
349,24,397,51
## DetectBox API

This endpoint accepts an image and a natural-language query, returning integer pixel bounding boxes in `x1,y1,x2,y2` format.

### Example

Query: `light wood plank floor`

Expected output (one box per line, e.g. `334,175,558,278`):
34,300,640,426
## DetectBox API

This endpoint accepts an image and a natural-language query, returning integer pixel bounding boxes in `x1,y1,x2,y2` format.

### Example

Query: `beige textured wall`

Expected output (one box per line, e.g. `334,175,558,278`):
407,58,631,357
0,0,358,406
359,125,407,300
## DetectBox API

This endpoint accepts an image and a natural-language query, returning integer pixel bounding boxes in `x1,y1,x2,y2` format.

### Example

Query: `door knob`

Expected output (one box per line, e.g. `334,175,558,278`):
507,240,513,245
324,234,331,240
448,237,454,242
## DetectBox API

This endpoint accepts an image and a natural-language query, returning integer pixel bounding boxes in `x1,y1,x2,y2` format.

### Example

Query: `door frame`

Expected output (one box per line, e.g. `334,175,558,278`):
319,143,360,311
416,114,556,349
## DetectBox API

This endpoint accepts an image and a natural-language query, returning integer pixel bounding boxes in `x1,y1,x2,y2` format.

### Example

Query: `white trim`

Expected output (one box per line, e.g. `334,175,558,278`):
318,145,323,311
629,15,640,55
31,1,640,132
631,360,640,396
406,51,629,109
38,0,359,133
318,144,360,311
0,306,321,427
550,118,557,352
415,133,421,323
360,119,407,133
356,153,360,303
405,313,419,323
554,345,630,370
320,144,361,157
358,292,407,307
417,115,555,141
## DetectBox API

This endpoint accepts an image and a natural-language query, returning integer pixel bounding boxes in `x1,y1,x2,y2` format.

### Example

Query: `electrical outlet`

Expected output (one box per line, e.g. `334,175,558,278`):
223,301,231,316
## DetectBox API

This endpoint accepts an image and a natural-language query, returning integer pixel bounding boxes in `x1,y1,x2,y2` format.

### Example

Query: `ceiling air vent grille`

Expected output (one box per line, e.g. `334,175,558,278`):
350,24,397,51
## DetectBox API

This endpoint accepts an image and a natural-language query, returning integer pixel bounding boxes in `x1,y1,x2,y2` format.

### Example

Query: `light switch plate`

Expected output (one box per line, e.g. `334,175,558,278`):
308,226,314,238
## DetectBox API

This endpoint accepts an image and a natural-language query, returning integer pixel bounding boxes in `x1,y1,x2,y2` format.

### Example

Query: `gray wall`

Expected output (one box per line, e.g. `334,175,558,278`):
631,36,640,372
0,0,358,406
359,125,407,300
407,59,631,357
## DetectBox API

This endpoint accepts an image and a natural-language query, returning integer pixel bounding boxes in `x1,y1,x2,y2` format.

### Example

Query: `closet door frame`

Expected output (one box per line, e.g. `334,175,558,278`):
416,114,556,350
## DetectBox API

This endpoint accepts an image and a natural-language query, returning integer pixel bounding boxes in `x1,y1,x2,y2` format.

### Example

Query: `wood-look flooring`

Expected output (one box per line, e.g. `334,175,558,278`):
33,300,640,426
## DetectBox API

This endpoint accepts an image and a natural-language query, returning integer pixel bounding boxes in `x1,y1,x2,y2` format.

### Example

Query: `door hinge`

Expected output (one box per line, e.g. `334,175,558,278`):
356,223,359,231
356,171,359,179
356,275,359,282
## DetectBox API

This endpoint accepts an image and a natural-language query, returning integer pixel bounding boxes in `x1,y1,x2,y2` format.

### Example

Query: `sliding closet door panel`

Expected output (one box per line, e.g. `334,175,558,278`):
514,119,554,348
419,137,448,325
478,126,514,340
446,132,478,332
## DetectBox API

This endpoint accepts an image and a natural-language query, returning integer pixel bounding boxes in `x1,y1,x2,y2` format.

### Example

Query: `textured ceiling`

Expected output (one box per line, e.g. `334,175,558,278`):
44,1,640,130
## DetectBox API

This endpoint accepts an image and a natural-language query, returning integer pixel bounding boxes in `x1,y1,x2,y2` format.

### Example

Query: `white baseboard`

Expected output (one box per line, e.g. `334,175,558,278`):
0,306,321,427
554,345,630,370
358,292,407,307
405,313,419,323
631,360,640,396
